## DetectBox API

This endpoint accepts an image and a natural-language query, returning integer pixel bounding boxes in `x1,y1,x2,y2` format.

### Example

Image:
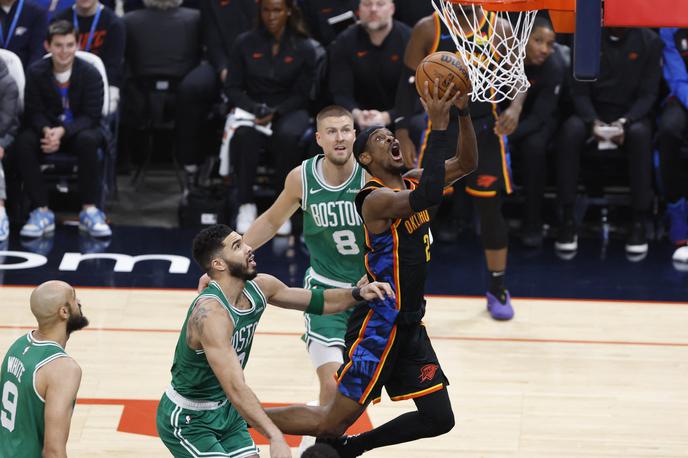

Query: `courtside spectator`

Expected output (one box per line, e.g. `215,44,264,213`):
658,28,688,261
328,0,410,129
228,0,316,234
0,0,47,67
300,0,358,47
555,27,661,256
54,0,125,113
0,57,19,241
509,16,565,247
9,20,110,238
393,0,433,28
123,0,202,184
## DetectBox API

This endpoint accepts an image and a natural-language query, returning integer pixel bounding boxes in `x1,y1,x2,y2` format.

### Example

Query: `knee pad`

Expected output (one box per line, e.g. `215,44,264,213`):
474,195,508,250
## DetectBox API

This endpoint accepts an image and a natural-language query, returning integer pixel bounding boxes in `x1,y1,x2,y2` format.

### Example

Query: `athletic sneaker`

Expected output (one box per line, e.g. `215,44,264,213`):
486,290,514,321
555,220,577,252
672,245,688,271
79,207,112,237
0,208,9,242
625,221,648,255
666,198,688,246
316,435,362,458
20,208,55,238
236,203,256,234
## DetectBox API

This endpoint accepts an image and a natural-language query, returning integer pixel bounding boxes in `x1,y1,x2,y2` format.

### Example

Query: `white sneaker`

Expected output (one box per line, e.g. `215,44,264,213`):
277,219,291,236
236,203,257,234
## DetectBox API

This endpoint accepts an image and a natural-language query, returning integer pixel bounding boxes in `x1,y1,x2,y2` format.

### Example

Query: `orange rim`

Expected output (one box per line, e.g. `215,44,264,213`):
445,0,574,12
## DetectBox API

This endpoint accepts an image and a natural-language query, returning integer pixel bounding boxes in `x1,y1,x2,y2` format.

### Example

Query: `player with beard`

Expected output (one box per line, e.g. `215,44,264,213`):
157,224,392,458
0,281,89,457
263,81,477,457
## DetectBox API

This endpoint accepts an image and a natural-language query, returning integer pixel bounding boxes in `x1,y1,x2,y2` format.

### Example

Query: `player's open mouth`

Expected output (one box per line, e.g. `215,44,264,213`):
248,254,256,267
334,144,347,152
390,142,402,161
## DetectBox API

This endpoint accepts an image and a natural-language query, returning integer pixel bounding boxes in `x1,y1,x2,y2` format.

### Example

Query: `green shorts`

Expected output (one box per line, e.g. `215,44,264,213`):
303,268,354,348
156,392,259,458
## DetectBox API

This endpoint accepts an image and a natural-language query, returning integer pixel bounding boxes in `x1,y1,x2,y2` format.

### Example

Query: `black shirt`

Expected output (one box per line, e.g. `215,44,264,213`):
570,27,662,124
329,20,411,120
226,28,316,116
394,0,434,28
54,5,125,88
510,44,566,142
300,0,358,47
200,0,257,74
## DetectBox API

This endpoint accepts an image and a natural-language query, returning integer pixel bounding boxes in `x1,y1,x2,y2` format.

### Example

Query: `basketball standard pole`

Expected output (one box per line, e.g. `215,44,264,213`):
573,0,601,81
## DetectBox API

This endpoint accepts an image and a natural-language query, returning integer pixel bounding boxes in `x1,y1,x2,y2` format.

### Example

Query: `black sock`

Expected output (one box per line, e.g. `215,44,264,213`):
344,389,454,456
488,270,507,302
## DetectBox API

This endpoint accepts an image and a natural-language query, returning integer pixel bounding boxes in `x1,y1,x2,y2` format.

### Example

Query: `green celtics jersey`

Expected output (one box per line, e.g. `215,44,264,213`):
0,332,69,458
170,280,267,402
301,155,366,286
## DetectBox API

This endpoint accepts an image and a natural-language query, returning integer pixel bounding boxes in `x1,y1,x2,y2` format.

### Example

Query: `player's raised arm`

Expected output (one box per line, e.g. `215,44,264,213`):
359,80,457,222
41,358,81,458
244,167,303,250
256,274,392,314
192,297,291,458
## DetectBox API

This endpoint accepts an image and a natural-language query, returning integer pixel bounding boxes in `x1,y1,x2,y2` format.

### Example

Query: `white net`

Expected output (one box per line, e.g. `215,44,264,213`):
431,0,538,103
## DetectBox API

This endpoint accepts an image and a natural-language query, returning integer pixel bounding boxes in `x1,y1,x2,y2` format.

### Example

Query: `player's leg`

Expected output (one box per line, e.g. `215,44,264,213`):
219,406,260,458
156,395,234,457
331,325,454,457
465,119,514,320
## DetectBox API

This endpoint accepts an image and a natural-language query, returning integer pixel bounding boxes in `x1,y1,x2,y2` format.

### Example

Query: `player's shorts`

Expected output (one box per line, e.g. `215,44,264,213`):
336,304,449,406
303,267,354,349
156,387,259,458
418,114,513,198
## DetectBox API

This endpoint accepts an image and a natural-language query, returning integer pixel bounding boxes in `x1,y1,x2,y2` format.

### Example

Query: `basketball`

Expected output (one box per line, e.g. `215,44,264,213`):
415,51,471,100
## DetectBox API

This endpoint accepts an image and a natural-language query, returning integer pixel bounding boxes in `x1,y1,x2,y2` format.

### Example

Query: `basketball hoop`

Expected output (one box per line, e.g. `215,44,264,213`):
431,0,542,103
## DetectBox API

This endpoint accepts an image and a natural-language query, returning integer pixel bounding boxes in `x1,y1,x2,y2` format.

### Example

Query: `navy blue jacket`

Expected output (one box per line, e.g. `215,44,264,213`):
0,0,48,68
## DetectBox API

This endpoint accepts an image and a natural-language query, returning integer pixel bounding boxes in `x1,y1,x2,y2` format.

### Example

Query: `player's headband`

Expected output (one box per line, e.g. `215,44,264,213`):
353,125,386,162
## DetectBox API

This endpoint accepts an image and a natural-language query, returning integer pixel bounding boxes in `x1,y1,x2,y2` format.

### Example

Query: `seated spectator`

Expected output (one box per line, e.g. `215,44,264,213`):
658,27,688,263
9,20,110,238
0,57,19,241
328,0,410,129
300,0,358,47
0,0,48,67
227,0,315,234
393,0,433,28
509,16,565,247
123,0,202,184
33,0,73,21
54,0,125,113
555,27,661,256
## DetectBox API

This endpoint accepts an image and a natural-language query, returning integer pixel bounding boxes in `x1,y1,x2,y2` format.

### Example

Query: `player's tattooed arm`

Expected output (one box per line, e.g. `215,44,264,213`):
186,297,225,348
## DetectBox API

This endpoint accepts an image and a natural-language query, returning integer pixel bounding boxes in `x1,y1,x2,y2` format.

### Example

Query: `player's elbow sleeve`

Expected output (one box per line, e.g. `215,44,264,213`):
409,188,442,212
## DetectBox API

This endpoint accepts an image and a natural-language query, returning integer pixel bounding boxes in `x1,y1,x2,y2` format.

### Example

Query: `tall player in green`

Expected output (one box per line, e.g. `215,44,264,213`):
242,105,366,411
0,280,89,458
160,224,390,458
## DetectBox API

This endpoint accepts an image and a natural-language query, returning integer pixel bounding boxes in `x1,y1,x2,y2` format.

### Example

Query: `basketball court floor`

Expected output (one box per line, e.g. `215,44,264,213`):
1,225,687,457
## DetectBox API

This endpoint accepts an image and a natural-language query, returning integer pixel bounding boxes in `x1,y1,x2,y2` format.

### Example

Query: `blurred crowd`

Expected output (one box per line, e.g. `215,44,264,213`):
0,0,686,267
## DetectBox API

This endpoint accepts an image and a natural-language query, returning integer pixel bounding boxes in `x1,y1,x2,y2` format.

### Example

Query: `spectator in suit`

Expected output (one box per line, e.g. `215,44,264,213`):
555,27,662,256
0,57,19,241
299,0,358,47
658,27,688,264
228,0,316,234
328,0,411,129
0,0,48,67
54,0,125,113
123,0,203,185
509,16,565,247
9,20,110,238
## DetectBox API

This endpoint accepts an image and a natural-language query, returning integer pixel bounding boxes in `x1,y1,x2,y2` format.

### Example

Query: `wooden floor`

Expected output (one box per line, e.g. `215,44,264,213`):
2,285,688,457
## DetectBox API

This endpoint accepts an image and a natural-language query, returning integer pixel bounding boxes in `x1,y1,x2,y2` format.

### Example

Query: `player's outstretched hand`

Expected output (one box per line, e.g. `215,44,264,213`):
360,281,394,301
420,79,460,131
269,437,292,458
197,273,211,293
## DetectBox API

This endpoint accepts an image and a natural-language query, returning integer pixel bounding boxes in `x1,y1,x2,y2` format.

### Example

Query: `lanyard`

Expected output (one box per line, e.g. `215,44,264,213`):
73,3,103,52
0,0,25,49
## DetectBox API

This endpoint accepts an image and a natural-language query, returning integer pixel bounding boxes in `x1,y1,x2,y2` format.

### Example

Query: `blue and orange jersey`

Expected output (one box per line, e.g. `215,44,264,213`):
355,177,431,325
